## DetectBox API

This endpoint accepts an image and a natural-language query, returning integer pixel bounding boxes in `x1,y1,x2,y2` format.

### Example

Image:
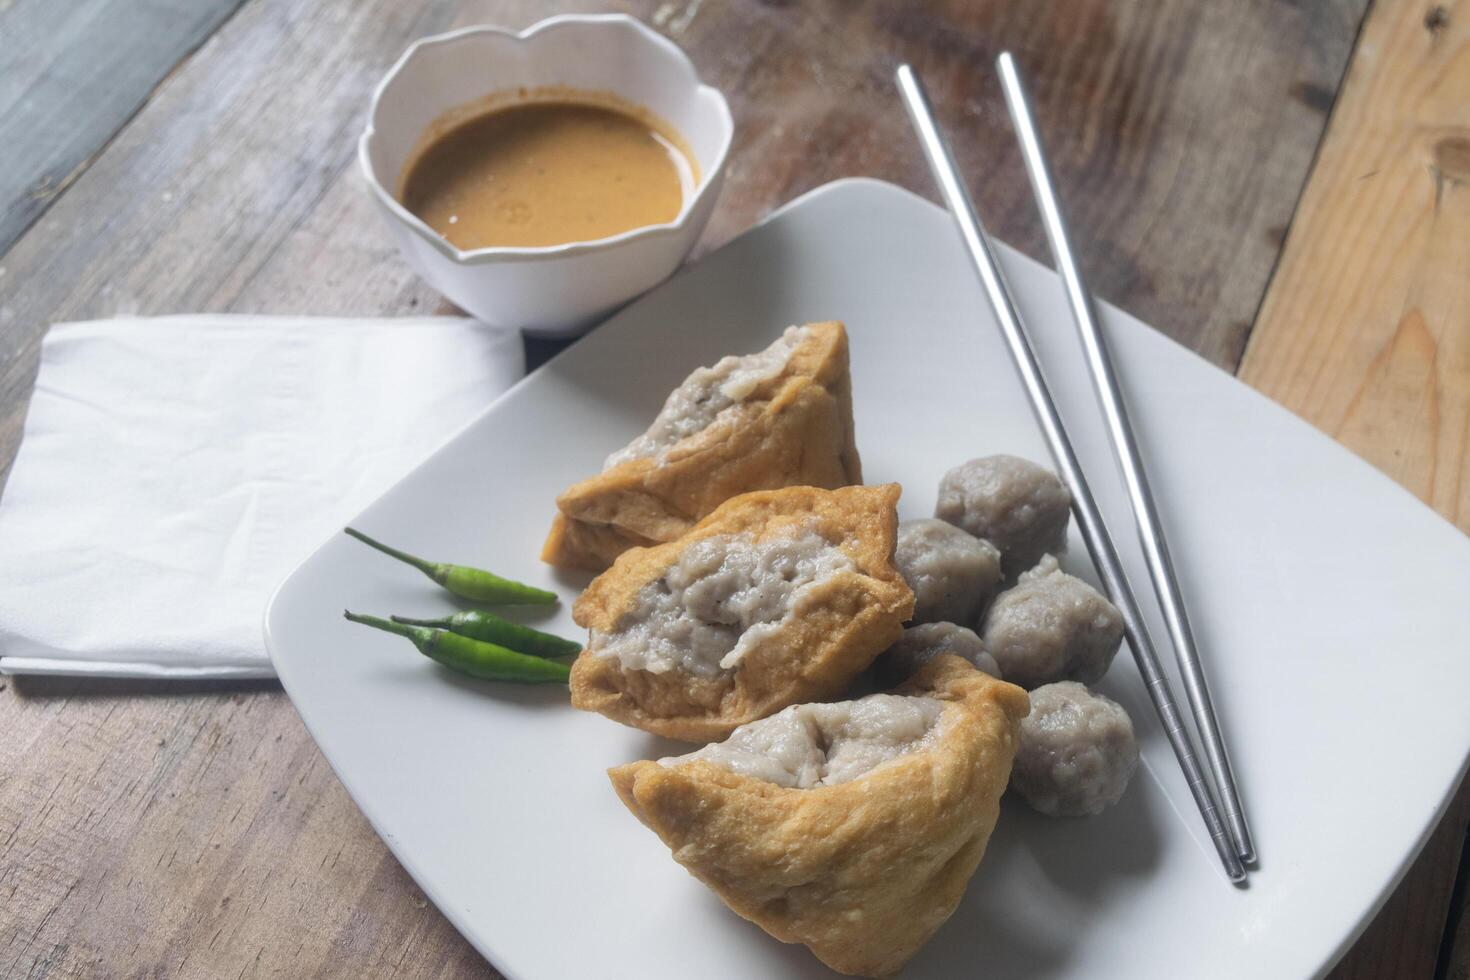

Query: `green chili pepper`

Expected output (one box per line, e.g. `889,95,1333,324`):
390,610,582,659
344,611,570,684
344,527,557,605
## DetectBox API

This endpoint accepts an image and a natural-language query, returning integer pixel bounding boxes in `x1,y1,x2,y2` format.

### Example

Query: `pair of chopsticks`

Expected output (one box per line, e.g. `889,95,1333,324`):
897,58,1254,884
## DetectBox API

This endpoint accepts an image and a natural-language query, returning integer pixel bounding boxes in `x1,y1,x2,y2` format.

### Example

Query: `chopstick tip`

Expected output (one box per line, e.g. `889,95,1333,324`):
1222,848,1248,884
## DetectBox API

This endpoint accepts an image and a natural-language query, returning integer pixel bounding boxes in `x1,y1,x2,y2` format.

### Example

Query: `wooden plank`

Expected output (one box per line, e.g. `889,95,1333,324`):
0,0,1368,488
1445,828,1470,980
0,0,248,258
678,0,1368,369
1239,0,1470,976
0,0,1378,977
1242,0,1470,530
0,676,497,979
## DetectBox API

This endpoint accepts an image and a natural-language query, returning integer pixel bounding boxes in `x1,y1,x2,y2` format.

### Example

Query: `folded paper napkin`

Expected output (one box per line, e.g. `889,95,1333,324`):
0,316,525,679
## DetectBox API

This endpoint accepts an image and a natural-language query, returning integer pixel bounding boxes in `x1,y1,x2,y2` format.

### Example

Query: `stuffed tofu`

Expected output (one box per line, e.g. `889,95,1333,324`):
569,484,913,742
609,655,1030,977
543,322,862,571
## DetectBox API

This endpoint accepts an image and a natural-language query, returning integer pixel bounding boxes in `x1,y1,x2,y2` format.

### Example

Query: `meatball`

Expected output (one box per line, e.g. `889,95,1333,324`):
935,455,1071,576
876,621,1001,687
1011,681,1138,816
893,518,1003,625
979,554,1123,689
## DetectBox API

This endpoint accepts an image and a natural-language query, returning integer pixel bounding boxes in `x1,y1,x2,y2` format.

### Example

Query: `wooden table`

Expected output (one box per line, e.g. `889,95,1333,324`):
2,0,1466,976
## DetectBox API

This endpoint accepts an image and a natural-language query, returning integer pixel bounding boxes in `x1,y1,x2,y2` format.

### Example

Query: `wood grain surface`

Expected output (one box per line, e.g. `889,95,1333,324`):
1243,0,1470,531
0,0,1367,490
0,0,247,258
1450,845,1470,980
1241,0,1470,975
1,0,1464,977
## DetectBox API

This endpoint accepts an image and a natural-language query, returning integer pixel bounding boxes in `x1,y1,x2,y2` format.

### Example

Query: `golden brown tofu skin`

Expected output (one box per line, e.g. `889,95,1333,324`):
570,484,913,742
541,321,861,571
609,655,1030,978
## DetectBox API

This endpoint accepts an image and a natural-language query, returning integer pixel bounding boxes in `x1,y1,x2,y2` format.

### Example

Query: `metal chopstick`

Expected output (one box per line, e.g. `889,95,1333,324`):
994,52,1255,865
895,64,1246,884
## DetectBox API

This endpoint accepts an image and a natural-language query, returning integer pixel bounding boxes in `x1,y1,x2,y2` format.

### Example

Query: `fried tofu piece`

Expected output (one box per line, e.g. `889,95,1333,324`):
570,484,913,742
610,655,1030,977
543,322,861,571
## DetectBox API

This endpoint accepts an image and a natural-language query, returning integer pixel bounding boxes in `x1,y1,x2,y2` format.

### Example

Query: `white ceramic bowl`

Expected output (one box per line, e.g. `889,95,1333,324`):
359,15,733,337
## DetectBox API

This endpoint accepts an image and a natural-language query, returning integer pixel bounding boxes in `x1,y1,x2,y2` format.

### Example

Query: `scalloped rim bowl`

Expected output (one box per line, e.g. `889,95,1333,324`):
359,15,734,337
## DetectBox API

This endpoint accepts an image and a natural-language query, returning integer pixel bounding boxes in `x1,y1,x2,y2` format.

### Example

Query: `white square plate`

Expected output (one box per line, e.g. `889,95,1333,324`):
266,179,1470,979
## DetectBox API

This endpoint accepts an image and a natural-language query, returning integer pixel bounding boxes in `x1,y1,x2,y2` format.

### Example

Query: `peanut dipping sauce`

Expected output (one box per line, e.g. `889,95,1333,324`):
398,92,698,250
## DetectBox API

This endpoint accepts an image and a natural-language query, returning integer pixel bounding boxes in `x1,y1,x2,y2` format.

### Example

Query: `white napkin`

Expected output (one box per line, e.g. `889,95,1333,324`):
0,316,525,679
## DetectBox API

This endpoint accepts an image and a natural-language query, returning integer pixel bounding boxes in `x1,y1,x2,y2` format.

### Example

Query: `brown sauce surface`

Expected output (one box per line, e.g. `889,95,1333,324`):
399,99,693,250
